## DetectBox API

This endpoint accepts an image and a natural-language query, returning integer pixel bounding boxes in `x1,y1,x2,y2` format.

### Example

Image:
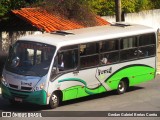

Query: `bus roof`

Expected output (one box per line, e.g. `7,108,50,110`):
19,23,157,48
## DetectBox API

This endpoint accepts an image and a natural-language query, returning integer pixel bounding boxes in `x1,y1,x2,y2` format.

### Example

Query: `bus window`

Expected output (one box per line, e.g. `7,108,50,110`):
139,46,155,57
56,46,78,71
120,48,138,61
100,51,119,65
120,37,137,49
139,33,156,58
80,43,99,56
80,55,99,68
139,33,155,46
27,49,34,65
5,41,56,77
120,37,138,61
100,39,119,52
80,43,99,68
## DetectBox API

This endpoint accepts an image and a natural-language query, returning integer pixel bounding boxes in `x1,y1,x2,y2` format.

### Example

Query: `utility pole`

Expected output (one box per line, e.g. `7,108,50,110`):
115,0,122,22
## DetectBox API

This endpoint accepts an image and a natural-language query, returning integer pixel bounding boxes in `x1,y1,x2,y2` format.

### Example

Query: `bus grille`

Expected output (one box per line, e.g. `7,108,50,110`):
21,86,32,91
10,92,29,99
9,88,31,99
9,84,32,91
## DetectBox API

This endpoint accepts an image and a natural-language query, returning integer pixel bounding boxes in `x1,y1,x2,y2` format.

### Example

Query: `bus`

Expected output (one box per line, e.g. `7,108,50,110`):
1,23,157,109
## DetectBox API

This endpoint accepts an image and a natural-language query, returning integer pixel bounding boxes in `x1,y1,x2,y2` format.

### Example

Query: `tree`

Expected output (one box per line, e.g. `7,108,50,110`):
115,0,121,22
0,2,7,17
35,0,98,26
87,0,115,16
87,0,160,16
150,0,160,9
0,0,40,18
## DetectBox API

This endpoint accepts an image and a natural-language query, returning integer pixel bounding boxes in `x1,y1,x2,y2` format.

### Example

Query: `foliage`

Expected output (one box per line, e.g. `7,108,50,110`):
150,0,160,9
135,0,151,12
1,0,160,19
0,0,39,18
1,0,27,10
35,0,98,26
0,2,7,17
88,0,160,16
87,0,115,16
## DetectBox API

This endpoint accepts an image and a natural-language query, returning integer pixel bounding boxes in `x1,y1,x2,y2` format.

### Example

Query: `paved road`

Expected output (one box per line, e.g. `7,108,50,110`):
0,75,160,120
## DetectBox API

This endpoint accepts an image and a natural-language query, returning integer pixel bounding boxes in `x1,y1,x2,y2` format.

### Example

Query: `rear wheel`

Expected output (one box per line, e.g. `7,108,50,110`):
49,93,59,109
117,80,127,94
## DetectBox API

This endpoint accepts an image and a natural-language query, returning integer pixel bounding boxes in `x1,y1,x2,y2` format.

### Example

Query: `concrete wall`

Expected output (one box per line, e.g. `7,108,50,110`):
102,9,160,30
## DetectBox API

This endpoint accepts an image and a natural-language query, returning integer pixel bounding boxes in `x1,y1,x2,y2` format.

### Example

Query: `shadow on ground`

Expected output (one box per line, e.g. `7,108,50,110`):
0,86,143,112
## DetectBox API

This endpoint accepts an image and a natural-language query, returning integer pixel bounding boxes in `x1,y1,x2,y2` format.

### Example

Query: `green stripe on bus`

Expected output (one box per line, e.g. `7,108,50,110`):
59,65,155,101
106,65,155,90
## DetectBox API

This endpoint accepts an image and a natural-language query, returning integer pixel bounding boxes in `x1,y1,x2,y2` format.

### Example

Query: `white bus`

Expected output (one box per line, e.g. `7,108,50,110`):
1,23,157,109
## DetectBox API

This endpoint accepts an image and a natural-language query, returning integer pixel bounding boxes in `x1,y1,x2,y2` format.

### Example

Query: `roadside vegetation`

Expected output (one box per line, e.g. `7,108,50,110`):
0,0,160,26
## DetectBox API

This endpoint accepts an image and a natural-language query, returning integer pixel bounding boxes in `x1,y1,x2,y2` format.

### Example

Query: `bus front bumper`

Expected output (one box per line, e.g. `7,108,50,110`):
1,84,47,105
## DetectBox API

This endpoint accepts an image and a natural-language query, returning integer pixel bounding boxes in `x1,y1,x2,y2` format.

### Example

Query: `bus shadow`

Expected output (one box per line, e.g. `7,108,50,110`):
0,86,144,111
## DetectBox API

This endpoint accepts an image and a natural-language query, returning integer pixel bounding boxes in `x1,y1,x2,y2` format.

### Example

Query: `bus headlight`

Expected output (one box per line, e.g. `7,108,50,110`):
34,83,45,91
1,76,8,86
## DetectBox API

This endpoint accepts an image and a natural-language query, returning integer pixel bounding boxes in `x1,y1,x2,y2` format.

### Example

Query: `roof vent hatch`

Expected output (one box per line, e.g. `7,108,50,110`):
111,23,131,27
51,31,74,36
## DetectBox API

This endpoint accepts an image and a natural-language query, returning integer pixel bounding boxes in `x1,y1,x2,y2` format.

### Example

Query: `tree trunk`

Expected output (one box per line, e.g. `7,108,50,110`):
115,0,122,22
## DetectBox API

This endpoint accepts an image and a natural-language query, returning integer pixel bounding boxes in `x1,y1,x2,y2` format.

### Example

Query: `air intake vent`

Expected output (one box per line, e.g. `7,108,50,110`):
51,31,74,36
9,84,18,89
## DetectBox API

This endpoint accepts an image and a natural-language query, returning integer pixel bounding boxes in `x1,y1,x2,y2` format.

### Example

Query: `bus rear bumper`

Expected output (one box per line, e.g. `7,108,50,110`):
1,84,47,105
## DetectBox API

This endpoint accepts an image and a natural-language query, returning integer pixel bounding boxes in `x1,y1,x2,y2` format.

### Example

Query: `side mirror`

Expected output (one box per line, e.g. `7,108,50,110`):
51,67,59,79
52,67,59,74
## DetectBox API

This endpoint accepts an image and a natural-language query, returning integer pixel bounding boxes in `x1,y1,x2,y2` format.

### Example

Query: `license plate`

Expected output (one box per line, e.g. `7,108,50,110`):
15,97,23,102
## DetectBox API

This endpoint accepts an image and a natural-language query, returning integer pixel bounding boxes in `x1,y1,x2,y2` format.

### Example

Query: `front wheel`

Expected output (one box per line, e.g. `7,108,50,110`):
49,93,59,109
117,80,127,94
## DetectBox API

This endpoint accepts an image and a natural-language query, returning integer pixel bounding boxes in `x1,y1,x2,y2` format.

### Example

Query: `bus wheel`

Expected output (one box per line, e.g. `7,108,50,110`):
49,93,59,109
117,80,127,94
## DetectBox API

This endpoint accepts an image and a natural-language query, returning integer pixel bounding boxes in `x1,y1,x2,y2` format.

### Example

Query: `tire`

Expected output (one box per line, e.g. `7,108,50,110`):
49,93,59,109
117,80,127,94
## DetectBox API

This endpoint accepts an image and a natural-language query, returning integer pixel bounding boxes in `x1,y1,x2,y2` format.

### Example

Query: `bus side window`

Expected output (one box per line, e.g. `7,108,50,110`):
55,45,78,71
80,43,99,68
120,37,138,61
139,33,156,58
100,40,118,52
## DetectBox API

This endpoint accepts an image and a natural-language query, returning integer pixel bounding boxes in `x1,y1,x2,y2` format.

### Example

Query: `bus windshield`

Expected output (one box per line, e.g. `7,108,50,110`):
5,41,56,77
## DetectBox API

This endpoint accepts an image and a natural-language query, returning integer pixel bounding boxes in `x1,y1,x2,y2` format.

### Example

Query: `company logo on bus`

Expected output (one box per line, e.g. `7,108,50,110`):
21,81,32,87
98,67,112,76
96,67,112,81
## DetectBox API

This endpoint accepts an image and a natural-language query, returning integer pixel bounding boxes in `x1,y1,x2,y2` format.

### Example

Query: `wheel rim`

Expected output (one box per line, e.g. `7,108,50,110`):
118,81,125,92
51,94,58,104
